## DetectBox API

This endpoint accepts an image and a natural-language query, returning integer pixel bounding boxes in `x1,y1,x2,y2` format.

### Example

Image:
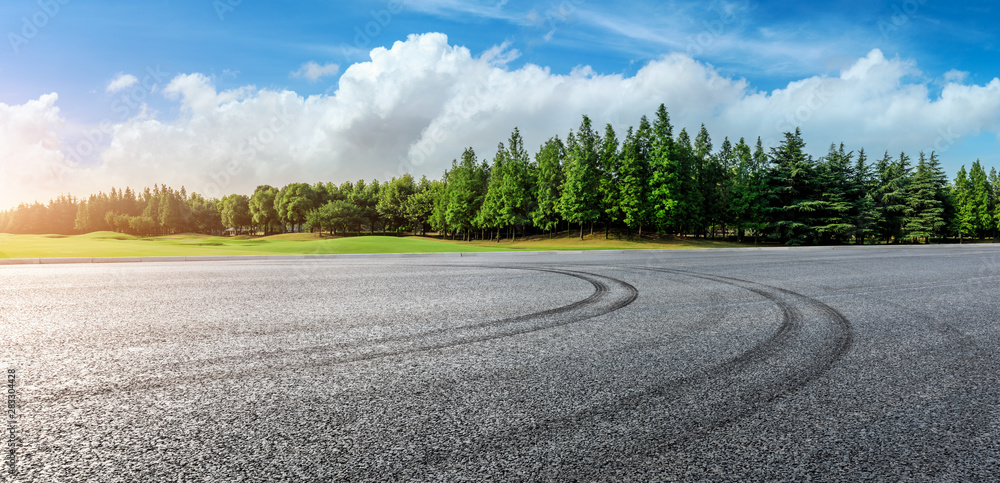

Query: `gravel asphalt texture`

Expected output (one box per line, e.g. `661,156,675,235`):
2,245,1000,481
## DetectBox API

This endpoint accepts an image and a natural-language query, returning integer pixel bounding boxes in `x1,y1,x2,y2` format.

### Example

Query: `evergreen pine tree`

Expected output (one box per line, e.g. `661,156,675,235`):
647,105,677,234
764,128,817,245
559,115,602,239
714,137,737,237
873,152,911,243
674,128,702,235
969,160,992,238
953,165,975,242
902,152,946,243
477,143,509,239
618,118,652,236
446,148,486,240
500,128,534,240
694,124,722,237
992,167,1000,237
598,124,621,238
852,149,877,243
812,143,855,244
531,137,565,236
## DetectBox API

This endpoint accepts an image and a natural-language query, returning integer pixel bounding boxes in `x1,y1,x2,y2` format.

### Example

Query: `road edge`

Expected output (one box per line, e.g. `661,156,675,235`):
1,243,992,265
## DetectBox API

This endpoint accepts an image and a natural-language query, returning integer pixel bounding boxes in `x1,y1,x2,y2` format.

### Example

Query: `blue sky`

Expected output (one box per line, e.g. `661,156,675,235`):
1,0,999,207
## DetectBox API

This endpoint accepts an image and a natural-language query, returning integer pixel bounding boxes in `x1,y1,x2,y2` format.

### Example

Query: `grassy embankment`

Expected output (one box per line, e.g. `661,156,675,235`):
0,231,749,259
438,232,748,250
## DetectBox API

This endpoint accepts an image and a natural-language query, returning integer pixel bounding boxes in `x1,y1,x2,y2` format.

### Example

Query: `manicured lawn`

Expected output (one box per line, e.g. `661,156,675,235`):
0,232,514,258
439,232,749,250
0,231,762,259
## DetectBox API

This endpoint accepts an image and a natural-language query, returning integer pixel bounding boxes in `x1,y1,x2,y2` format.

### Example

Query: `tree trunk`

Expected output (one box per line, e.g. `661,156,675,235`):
580,223,584,240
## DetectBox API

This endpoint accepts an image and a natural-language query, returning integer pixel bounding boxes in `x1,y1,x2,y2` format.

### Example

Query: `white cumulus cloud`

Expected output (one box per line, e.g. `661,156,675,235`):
3,33,1000,210
0,94,82,207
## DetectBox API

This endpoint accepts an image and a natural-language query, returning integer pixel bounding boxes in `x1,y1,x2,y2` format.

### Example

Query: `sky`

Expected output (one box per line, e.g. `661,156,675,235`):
1,0,999,209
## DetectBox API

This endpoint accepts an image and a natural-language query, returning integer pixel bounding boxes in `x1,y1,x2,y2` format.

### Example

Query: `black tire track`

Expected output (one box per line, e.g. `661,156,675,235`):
38,266,638,402
293,266,639,365
427,265,853,478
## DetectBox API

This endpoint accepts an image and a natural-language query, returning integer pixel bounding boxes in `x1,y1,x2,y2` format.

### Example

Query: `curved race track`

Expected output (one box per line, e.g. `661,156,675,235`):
2,246,1000,480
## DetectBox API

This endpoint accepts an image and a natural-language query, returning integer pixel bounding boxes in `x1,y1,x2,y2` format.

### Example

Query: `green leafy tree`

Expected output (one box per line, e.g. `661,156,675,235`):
275,183,318,233
405,176,436,235
348,179,380,234
128,215,156,236
377,174,417,233
249,185,280,235
330,200,365,235
188,193,224,235
305,208,328,235
158,187,191,234
219,194,252,235
430,171,451,235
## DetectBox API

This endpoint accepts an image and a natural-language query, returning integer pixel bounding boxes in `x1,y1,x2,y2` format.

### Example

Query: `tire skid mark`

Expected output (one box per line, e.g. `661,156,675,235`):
446,265,853,477
38,266,638,401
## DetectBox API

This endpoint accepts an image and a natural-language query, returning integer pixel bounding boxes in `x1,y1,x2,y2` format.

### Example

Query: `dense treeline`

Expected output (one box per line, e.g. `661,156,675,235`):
3,104,1000,245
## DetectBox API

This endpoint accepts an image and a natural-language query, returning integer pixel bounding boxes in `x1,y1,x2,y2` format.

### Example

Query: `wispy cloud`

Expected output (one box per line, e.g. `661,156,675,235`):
291,61,341,82
404,0,523,23
404,0,898,82
106,73,139,93
566,2,880,80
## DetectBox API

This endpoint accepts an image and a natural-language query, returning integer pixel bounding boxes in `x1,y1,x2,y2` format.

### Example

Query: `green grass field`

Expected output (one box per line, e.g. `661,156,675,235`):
443,232,748,251
0,231,753,259
0,232,515,258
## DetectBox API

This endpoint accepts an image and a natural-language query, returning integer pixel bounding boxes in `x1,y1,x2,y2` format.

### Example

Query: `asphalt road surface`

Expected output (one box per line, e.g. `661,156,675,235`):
3,245,1000,481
